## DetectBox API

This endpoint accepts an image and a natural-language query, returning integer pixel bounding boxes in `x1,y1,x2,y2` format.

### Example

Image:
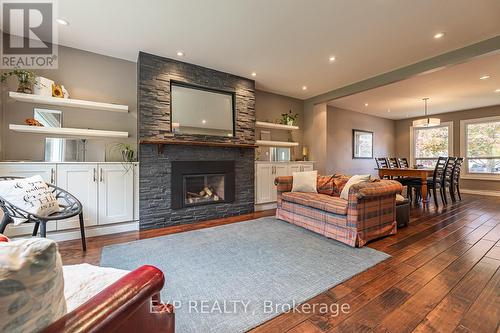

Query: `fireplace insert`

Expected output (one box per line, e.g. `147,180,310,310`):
171,161,235,209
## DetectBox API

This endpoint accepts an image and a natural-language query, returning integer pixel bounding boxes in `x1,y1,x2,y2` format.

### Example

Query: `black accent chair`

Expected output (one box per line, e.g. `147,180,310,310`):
450,157,464,202
441,157,457,204
0,176,86,251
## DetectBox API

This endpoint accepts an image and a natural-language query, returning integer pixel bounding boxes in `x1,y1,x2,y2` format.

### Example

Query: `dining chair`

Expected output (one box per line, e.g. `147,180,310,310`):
375,157,389,168
397,157,410,168
407,157,447,208
441,157,457,204
0,176,87,251
450,157,464,202
388,158,399,169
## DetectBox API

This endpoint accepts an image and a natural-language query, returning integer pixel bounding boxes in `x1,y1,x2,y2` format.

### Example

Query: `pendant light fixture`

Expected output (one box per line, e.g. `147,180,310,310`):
412,97,440,127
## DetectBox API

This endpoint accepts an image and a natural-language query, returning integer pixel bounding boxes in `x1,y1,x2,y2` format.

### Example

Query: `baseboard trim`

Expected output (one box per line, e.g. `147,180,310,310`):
255,202,277,211
460,189,500,197
12,221,139,242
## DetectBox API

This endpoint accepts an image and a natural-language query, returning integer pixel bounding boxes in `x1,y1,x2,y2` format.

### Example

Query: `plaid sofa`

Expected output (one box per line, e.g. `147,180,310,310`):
275,174,403,247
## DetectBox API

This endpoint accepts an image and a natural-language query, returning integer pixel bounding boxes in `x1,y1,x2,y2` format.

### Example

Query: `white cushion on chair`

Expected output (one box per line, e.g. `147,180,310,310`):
0,238,67,333
63,263,129,311
0,175,60,225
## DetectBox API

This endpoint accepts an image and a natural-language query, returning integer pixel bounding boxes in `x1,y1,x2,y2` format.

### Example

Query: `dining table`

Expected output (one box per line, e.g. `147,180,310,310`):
377,167,435,207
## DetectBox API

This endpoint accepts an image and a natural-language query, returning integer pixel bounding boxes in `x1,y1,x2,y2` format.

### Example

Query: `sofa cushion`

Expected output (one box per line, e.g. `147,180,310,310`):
332,174,350,197
0,238,66,333
282,192,348,215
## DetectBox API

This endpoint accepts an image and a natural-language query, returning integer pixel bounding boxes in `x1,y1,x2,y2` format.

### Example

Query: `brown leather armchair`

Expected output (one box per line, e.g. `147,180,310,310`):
41,265,175,333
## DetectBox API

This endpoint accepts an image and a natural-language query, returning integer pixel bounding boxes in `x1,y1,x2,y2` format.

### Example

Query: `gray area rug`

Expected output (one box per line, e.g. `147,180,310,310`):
100,217,389,333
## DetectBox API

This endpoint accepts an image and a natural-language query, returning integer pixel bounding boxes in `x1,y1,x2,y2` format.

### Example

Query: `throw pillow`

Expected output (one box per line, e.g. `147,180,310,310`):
332,174,350,197
317,175,335,195
0,175,60,225
291,170,318,193
340,174,371,200
0,234,9,242
0,238,67,333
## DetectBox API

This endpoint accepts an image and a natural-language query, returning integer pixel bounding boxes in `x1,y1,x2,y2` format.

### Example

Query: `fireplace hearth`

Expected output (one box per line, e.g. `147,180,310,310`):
171,161,235,209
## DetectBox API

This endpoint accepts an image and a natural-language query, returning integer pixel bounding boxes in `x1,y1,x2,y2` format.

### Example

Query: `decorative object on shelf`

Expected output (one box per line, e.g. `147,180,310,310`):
34,76,54,96
280,110,298,126
302,146,309,161
24,118,44,127
112,143,136,173
52,84,64,98
0,69,36,94
352,129,373,159
412,97,440,128
61,85,69,99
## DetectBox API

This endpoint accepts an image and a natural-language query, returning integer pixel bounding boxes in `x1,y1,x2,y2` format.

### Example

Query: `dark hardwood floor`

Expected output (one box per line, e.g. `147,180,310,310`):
58,194,500,333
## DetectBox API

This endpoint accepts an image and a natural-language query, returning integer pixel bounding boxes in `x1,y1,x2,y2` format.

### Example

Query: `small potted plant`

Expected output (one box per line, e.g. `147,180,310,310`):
0,68,37,94
111,143,136,173
280,110,298,126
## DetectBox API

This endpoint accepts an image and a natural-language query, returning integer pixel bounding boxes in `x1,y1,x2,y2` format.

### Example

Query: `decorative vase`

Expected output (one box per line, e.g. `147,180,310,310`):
17,81,32,94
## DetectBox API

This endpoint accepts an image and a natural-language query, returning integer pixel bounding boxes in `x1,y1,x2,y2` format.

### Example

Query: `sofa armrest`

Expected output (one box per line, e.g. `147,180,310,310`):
274,176,293,193
42,265,174,333
349,179,402,200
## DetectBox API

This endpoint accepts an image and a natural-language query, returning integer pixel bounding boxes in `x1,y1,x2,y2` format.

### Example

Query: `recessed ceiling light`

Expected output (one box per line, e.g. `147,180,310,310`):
302,86,307,91
364,103,369,107
329,56,336,62
55,18,69,26
202,120,206,124
480,75,490,80
433,32,445,39
495,88,500,93
176,51,184,57
251,72,257,77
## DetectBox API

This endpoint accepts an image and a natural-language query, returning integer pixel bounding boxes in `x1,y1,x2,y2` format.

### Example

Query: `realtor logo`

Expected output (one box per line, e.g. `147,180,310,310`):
1,0,58,68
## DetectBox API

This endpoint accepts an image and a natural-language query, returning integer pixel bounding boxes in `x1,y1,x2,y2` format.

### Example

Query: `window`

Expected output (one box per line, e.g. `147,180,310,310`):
411,122,453,168
461,116,500,179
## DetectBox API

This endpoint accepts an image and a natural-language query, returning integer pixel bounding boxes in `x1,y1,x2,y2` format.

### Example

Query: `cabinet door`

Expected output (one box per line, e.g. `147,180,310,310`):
0,163,57,236
56,164,98,230
288,164,301,174
300,164,314,172
0,163,56,184
270,164,289,202
98,164,134,225
255,164,272,204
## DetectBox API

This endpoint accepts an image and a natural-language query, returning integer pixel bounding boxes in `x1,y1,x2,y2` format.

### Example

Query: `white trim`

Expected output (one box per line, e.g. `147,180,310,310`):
255,121,299,130
410,121,453,166
460,189,500,197
9,124,129,138
10,221,139,242
255,202,277,211
256,140,299,147
460,116,500,180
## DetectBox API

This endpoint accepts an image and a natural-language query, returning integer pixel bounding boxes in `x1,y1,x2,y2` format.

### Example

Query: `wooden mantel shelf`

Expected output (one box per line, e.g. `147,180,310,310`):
140,139,257,153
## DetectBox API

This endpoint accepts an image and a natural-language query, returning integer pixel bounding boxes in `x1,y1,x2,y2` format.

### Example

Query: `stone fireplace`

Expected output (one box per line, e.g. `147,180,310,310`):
137,52,255,230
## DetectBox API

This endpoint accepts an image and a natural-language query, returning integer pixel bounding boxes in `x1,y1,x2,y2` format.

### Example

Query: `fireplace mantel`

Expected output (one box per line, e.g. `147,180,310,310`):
140,139,257,153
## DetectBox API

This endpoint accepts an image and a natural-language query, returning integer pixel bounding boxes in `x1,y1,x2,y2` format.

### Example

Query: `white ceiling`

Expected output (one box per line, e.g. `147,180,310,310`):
56,0,500,99
328,51,500,119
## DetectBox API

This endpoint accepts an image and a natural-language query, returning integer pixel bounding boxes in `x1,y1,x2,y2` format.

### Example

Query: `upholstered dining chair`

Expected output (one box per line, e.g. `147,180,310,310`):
450,157,464,202
0,176,86,251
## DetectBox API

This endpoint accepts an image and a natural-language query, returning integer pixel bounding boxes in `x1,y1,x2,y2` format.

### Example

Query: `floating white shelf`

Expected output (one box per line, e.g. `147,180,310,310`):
9,124,128,138
255,121,299,130
256,140,299,147
8,92,129,113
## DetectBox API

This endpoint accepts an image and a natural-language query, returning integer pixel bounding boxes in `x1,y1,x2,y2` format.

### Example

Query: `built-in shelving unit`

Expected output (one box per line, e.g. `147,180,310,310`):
256,140,299,147
9,124,128,138
255,121,299,130
8,92,129,113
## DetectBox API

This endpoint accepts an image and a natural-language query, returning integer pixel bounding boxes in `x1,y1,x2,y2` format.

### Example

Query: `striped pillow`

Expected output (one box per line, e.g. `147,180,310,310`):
317,175,335,195
332,174,351,197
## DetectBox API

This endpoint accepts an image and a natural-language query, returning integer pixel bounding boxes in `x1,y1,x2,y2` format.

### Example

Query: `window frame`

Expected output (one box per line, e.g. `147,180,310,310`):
460,116,500,181
410,121,454,167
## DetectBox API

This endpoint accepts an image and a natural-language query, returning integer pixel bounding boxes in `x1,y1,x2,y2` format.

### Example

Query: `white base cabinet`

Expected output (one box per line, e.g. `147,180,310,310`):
255,162,315,204
0,162,137,237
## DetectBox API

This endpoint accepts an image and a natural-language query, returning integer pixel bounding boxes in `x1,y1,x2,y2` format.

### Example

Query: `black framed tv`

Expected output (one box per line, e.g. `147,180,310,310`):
170,82,235,137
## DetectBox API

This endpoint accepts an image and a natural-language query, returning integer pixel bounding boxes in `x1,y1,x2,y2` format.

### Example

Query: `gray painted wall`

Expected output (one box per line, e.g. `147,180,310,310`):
395,104,500,192
326,106,396,177
0,46,137,162
255,90,304,161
